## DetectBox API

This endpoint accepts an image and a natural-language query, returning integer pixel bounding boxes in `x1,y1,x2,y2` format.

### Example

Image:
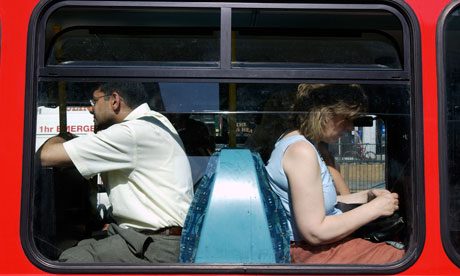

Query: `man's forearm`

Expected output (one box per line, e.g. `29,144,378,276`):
40,136,73,168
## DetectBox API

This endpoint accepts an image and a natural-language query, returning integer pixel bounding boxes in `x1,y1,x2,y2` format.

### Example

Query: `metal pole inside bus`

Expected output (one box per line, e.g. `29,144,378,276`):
53,26,67,134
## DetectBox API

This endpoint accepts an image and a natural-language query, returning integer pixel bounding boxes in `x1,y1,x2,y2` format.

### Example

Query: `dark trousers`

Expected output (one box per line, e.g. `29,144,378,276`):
59,223,181,263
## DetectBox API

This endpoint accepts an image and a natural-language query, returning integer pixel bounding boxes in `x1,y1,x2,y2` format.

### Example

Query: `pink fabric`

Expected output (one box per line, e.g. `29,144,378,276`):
290,238,404,264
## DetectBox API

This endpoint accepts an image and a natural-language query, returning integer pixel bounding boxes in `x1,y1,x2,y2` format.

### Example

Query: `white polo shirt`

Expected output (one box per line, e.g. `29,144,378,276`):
63,103,193,231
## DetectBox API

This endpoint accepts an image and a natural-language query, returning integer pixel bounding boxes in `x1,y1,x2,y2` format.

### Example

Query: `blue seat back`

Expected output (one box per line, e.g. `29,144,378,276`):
180,149,290,263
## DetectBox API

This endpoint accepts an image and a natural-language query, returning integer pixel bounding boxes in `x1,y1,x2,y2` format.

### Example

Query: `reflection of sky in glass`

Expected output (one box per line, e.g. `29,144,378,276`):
160,83,219,112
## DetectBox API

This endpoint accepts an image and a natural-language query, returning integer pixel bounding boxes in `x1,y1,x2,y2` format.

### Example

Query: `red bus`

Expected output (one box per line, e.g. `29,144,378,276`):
1,0,459,274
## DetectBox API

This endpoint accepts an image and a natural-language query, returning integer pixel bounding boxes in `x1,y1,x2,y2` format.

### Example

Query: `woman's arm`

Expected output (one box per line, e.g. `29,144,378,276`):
283,141,399,245
337,189,391,204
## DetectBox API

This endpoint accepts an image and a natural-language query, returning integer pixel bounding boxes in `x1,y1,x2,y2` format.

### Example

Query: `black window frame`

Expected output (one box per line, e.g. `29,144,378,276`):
21,0,425,274
437,0,460,268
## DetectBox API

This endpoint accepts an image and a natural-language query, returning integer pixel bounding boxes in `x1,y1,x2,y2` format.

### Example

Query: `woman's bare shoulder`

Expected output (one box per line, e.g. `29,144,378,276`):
283,139,318,168
286,138,316,154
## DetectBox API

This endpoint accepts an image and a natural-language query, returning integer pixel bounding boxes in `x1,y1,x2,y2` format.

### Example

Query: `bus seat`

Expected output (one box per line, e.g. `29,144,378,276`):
179,148,291,263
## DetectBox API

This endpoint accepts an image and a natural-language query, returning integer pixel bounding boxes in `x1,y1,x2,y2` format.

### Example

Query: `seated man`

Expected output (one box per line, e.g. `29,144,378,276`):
40,82,194,263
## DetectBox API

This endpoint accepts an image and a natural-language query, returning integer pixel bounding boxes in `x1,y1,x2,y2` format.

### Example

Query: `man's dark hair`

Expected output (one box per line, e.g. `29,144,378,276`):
98,82,148,110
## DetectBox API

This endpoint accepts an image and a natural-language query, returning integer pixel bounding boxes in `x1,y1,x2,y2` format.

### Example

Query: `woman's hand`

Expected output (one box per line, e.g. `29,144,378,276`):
368,192,399,217
367,189,391,202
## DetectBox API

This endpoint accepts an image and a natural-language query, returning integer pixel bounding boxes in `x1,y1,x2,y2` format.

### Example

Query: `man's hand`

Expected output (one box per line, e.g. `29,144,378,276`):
57,132,77,141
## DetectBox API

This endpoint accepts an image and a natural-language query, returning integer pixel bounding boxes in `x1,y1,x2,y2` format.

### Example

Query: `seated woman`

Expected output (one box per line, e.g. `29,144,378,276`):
265,84,404,264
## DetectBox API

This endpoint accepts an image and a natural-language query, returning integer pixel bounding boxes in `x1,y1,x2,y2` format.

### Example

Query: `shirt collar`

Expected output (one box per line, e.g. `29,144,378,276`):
123,103,151,121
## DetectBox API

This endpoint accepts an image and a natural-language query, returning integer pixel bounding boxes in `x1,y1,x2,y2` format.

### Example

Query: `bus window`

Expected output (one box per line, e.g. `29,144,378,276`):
46,7,220,67
33,80,410,259
232,9,403,69
439,1,460,266
21,1,423,273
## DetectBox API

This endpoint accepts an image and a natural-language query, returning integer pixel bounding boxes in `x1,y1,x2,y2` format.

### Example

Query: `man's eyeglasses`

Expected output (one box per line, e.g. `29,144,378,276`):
90,95,109,107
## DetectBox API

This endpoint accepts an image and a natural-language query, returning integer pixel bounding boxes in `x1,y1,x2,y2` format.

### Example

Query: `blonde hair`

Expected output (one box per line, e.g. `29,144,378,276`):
291,84,367,143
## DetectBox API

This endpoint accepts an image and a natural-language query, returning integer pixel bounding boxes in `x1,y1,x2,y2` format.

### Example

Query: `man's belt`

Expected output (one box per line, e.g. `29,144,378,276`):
140,226,182,236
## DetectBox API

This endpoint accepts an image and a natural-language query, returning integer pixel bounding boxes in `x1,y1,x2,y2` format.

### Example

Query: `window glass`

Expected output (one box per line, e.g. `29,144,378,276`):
442,5,460,256
46,7,220,67
34,81,411,263
232,9,403,69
